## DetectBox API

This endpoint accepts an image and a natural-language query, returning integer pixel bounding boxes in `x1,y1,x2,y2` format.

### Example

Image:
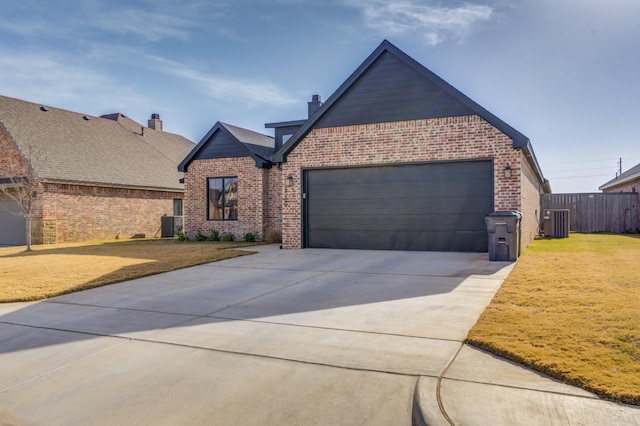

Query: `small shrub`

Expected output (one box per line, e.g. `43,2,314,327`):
264,226,282,243
243,232,257,242
176,226,187,241
195,230,207,242
222,233,235,242
208,229,220,241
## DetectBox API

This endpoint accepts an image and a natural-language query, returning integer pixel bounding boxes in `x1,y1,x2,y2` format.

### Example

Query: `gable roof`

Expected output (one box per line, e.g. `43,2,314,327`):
599,162,640,191
272,40,548,188
178,121,275,171
0,95,194,191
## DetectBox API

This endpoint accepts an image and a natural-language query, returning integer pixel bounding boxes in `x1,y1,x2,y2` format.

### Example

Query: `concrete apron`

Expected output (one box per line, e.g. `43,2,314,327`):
0,245,638,425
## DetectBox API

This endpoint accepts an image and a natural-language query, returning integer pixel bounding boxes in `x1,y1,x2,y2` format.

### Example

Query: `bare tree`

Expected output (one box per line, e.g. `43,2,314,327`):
0,143,46,251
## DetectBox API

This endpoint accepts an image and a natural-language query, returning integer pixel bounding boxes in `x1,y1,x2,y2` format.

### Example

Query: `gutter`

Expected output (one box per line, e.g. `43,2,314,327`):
42,179,185,193
518,140,551,193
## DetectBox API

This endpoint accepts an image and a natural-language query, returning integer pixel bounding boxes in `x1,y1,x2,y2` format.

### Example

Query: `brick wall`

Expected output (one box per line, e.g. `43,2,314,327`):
0,130,30,178
602,179,640,230
0,129,45,242
183,157,269,241
281,115,533,249
43,183,179,243
520,157,544,247
263,166,283,241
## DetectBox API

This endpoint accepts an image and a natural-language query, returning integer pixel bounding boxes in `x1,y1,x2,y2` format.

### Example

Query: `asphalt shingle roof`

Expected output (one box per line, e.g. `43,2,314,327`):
221,122,275,149
599,162,640,190
220,122,275,161
0,95,194,191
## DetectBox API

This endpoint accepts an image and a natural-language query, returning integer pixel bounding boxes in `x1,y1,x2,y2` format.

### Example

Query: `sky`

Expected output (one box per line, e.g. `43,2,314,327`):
1,0,638,193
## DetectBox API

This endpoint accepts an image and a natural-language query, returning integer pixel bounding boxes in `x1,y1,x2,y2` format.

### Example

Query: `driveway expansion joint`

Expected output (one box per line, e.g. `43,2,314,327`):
440,375,607,402
0,335,132,393
130,334,434,379
43,300,199,317
203,315,462,343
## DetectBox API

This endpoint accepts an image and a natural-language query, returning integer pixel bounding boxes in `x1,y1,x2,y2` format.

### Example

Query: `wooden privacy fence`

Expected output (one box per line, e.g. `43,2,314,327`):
541,193,639,233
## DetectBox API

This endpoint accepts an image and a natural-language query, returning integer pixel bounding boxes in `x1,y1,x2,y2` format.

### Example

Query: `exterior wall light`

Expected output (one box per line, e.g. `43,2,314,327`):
286,175,294,187
504,163,512,178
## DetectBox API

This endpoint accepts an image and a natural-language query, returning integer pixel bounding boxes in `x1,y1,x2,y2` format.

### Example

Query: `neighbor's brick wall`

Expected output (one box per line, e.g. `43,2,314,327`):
42,183,179,243
0,129,45,242
2,129,181,245
0,129,30,178
519,157,544,247
183,157,267,240
602,179,640,230
281,115,528,249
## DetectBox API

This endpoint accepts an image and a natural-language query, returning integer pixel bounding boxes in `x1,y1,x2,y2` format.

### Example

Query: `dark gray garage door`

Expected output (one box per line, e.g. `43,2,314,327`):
0,199,26,246
304,161,493,251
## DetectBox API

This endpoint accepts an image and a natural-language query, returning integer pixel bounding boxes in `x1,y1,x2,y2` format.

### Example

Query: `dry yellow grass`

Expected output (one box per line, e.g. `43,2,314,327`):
467,233,640,405
0,239,256,302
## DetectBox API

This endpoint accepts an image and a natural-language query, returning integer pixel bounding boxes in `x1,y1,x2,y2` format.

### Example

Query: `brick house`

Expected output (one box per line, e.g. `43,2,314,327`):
599,162,640,228
0,95,194,246
180,40,550,251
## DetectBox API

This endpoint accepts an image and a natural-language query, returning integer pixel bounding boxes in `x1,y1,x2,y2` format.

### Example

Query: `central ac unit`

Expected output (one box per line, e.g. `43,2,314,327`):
543,209,570,238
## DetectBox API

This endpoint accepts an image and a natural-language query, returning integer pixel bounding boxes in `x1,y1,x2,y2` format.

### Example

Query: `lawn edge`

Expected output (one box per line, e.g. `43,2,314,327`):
0,249,256,304
464,338,640,406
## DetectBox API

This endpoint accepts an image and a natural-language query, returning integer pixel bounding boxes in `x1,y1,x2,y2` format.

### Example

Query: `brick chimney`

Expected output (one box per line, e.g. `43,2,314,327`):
148,113,162,131
307,94,323,118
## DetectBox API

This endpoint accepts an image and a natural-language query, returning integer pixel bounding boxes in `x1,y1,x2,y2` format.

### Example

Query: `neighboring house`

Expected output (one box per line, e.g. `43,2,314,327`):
0,95,194,246
180,40,550,252
599,162,640,228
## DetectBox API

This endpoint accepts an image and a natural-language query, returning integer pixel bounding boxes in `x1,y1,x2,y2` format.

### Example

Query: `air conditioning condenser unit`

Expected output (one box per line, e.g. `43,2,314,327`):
543,209,570,238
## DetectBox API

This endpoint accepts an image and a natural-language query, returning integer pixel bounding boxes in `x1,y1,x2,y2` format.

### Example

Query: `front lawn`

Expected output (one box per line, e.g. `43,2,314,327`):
467,233,640,405
0,239,257,303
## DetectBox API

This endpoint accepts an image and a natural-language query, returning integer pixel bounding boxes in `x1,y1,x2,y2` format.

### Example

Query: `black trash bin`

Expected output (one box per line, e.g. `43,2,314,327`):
485,211,522,261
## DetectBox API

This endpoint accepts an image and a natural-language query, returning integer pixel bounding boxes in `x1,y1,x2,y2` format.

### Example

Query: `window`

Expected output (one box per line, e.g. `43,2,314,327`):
208,177,238,220
173,199,183,216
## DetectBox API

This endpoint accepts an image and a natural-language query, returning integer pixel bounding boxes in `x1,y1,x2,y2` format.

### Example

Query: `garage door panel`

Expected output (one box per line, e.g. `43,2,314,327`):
307,162,490,185
309,196,492,216
308,180,491,200
305,161,493,252
309,230,488,251
308,213,488,232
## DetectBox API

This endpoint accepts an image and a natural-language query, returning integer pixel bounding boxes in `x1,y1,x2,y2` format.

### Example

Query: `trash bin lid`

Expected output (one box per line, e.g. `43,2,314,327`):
486,210,522,219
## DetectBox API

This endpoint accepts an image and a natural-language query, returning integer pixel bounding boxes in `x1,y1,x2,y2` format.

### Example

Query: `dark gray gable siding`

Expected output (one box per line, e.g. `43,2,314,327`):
272,40,548,190
274,124,304,149
265,120,307,150
275,40,531,161
179,122,276,171
242,142,275,162
315,51,475,129
192,128,248,160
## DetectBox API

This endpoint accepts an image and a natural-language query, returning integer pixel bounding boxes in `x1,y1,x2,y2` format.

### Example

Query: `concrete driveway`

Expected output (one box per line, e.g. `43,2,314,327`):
0,245,638,425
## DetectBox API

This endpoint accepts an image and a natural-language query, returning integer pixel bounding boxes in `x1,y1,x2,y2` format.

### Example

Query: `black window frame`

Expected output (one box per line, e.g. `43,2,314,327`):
207,176,238,221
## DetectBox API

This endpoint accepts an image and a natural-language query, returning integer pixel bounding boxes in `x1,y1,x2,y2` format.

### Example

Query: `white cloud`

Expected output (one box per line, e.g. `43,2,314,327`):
0,50,149,114
95,8,194,42
146,55,298,107
0,1,215,43
346,0,493,45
